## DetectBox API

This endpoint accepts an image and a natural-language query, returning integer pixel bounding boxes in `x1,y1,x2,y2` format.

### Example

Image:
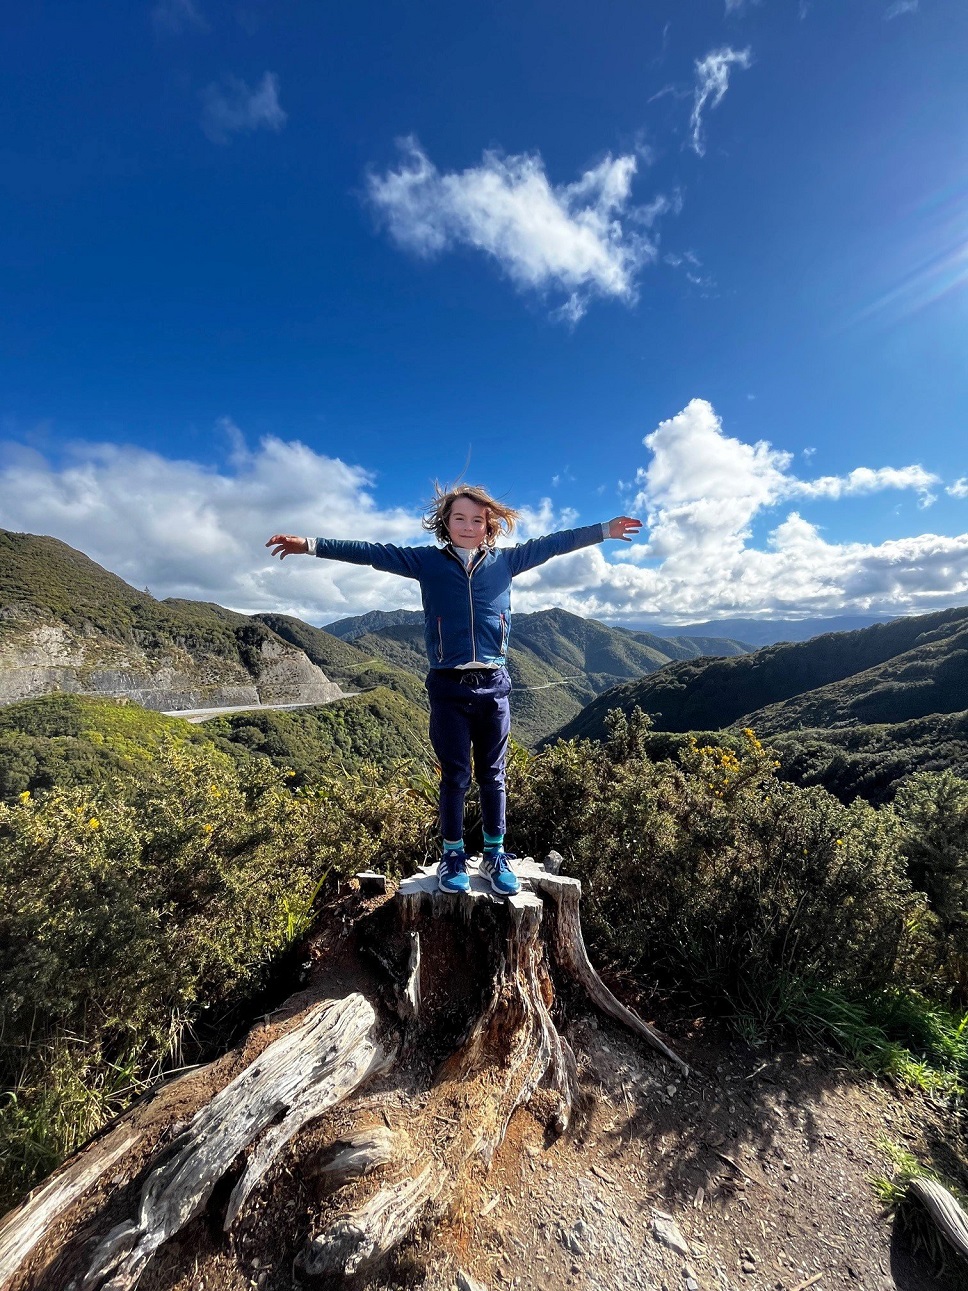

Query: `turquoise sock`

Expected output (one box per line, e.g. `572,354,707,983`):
483,831,504,855
443,837,465,855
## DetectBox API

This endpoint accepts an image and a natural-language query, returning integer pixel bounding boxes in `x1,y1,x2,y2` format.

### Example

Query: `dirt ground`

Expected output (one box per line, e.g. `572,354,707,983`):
6,886,967,1291
138,1014,967,1291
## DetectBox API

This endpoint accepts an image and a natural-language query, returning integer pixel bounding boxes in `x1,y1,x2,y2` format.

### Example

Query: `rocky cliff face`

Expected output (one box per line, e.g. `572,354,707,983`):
0,621,343,712
0,530,350,713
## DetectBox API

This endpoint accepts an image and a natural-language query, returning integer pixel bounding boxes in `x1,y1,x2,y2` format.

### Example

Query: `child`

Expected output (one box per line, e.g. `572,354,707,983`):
267,486,641,896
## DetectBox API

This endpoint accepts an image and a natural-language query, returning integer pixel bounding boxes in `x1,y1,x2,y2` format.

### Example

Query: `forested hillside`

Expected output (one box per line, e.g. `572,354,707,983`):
556,606,968,739
741,617,968,731
552,605,968,801
254,611,427,708
0,688,429,803
331,606,749,745
202,688,428,776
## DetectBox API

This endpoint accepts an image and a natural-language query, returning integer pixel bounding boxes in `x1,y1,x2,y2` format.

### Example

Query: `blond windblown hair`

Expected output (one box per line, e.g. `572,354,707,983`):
423,484,520,546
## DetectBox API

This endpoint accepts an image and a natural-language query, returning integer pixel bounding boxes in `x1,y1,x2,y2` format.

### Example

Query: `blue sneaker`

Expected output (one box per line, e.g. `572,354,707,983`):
437,850,471,894
480,851,520,896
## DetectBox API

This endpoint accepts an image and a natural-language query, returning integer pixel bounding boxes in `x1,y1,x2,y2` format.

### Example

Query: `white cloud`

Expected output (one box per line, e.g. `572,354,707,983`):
513,498,579,539
949,478,968,499
791,465,938,506
200,72,287,145
569,398,964,622
690,47,752,157
367,138,667,320
885,1,919,18
152,0,207,34
0,434,583,625
0,434,424,623
632,401,940,535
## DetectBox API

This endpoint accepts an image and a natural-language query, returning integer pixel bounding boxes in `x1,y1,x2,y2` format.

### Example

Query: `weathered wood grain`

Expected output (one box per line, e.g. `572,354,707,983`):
81,993,386,1290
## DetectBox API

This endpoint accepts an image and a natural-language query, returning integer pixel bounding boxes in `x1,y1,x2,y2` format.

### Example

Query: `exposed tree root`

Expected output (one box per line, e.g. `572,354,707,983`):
907,1177,968,1266
0,1124,142,1285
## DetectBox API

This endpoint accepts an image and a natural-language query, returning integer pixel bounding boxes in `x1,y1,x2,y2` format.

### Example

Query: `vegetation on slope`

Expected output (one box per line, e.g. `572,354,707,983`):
0,531,261,657
0,530,311,704
203,688,428,780
767,710,968,805
556,606,968,740
544,710,968,808
0,740,434,1207
512,712,968,1081
0,689,430,805
254,612,428,709
3,714,967,1209
0,694,209,800
740,621,968,731
324,608,424,640
551,606,968,802
614,626,751,660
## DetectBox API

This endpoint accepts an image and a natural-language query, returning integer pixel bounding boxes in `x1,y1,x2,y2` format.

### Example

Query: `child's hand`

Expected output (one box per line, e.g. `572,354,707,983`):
606,516,642,542
266,534,309,560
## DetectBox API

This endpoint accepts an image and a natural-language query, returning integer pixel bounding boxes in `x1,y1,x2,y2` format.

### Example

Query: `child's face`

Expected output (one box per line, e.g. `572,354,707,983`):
446,499,489,548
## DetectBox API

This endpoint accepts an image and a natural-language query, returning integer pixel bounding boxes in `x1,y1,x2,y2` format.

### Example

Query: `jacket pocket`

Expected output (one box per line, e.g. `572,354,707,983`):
499,612,508,655
436,616,444,663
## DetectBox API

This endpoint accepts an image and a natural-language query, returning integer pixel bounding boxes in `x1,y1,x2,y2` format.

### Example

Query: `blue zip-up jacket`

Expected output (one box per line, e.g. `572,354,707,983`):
313,524,605,670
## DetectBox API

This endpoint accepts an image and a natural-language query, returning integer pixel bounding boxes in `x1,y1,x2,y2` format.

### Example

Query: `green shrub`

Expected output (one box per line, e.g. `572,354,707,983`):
0,740,434,1207
585,726,926,1000
0,695,209,802
893,770,968,998
510,712,933,1028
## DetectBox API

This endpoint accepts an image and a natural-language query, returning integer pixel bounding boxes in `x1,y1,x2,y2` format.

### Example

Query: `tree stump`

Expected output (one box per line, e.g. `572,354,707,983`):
0,856,685,1291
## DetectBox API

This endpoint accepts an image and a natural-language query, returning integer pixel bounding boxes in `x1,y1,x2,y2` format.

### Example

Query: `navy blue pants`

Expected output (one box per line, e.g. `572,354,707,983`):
425,667,512,842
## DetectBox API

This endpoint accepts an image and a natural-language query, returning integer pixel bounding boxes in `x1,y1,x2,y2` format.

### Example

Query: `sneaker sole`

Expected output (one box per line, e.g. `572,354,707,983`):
481,871,520,897
437,878,470,894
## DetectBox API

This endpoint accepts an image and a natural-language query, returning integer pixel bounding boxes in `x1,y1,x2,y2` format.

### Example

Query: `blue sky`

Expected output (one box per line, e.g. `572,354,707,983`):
1,0,966,625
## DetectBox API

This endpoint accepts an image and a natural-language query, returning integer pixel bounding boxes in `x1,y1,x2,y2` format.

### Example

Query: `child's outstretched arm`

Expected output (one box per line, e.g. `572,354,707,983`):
265,532,424,578
504,515,641,576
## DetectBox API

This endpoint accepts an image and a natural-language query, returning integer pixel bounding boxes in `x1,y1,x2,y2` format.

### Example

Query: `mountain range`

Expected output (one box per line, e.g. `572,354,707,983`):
556,606,968,739
554,605,968,801
4,527,967,801
324,606,749,744
0,529,747,746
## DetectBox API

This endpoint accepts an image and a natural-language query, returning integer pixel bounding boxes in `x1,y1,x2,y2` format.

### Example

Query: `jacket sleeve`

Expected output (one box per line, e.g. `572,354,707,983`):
503,524,606,577
312,538,425,579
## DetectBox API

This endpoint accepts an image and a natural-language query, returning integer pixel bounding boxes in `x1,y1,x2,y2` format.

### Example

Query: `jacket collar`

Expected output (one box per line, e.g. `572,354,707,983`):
444,542,489,572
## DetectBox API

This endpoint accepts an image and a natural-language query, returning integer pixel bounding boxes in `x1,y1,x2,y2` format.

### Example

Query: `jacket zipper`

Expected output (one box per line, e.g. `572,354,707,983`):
466,553,481,662
499,612,507,656
436,617,444,662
